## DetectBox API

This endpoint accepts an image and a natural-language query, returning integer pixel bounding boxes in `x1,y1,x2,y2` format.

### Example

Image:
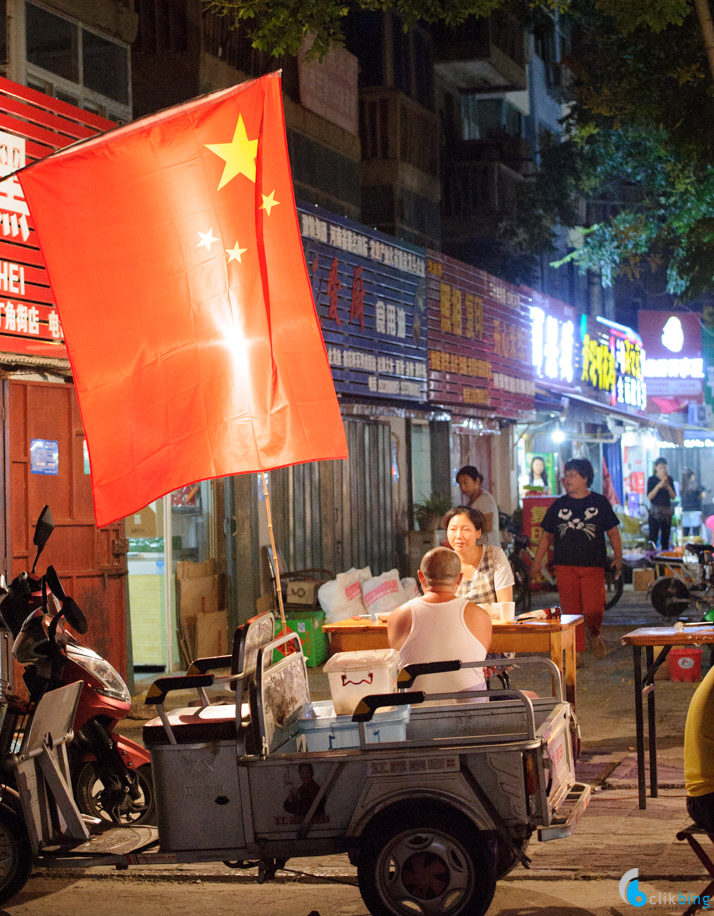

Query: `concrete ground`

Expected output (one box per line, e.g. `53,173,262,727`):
12,583,712,914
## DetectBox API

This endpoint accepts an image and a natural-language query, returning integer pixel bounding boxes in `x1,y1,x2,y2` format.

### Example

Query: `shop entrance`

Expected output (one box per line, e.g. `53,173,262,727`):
4,379,128,679
126,482,217,674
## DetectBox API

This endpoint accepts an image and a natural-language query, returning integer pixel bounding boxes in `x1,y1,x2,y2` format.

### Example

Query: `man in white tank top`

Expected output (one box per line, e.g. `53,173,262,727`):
387,547,492,700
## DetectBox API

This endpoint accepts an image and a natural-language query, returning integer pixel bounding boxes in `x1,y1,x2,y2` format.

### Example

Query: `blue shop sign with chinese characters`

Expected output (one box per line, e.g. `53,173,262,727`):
298,203,428,402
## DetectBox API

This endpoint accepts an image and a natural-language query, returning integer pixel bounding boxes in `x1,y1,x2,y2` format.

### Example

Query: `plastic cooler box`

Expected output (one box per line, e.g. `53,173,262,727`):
669,646,703,682
297,700,409,751
274,609,328,667
323,648,399,715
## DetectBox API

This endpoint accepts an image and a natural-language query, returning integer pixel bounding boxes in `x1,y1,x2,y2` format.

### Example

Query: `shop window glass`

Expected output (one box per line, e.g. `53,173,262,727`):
26,3,79,83
82,30,129,105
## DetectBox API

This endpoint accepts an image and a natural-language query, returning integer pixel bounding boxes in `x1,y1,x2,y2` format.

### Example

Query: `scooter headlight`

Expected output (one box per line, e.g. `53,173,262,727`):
66,645,130,702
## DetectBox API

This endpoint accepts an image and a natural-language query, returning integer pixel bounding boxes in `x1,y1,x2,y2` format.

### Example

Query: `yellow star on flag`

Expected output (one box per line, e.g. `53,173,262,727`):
205,114,258,190
226,242,248,263
261,190,279,215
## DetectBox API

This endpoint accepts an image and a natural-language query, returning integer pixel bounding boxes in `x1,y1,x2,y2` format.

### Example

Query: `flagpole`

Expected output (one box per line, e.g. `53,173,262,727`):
261,472,287,631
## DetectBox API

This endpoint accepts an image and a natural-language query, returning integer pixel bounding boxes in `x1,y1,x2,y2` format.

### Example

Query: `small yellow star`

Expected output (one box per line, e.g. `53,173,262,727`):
260,190,279,216
205,114,258,190
226,242,248,263
197,228,218,251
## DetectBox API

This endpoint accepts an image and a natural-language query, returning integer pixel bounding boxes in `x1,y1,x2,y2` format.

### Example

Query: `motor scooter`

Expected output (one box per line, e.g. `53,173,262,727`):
0,505,154,825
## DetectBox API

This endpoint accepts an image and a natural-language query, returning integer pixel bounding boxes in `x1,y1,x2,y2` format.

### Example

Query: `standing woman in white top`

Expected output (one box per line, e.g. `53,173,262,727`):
444,506,514,605
456,465,501,547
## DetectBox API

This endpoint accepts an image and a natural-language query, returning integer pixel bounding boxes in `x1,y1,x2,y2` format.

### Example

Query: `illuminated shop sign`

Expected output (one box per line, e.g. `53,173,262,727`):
581,316,646,411
530,306,574,383
638,310,704,400
643,357,704,379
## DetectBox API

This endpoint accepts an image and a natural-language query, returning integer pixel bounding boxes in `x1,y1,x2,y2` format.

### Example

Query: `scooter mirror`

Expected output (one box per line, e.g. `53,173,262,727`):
31,506,54,574
45,565,66,602
60,595,88,635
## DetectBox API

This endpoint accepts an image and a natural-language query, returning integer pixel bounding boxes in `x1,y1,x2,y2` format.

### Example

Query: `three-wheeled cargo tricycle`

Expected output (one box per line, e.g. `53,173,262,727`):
0,597,590,916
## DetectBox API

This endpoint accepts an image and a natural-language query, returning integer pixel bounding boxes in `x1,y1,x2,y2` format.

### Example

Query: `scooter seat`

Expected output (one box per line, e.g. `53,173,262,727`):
143,702,251,746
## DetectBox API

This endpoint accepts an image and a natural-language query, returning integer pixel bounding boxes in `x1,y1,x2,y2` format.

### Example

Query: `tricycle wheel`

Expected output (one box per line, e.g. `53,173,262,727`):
73,762,155,826
358,810,496,916
650,576,689,618
0,804,32,904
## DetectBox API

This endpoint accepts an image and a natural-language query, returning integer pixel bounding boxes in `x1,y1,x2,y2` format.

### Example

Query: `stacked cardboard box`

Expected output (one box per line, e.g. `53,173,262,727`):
176,559,227,665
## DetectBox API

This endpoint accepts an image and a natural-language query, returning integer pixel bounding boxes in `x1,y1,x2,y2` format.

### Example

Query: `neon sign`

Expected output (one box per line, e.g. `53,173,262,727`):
643,357,704,379
531,307,574,383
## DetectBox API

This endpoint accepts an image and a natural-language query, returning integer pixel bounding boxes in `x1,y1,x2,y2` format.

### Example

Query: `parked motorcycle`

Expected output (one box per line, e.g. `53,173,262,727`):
0,505,154,825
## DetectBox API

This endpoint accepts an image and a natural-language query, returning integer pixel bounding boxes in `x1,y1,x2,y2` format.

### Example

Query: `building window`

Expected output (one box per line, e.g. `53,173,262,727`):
25,1,131,119
460,97,523,142
135,0,188,54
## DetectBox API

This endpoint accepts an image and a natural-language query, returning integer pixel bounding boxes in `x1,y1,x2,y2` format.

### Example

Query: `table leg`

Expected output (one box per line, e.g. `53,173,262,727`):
563,628,576,708
549,629,562,699
633,646,646,809
646,644,658,799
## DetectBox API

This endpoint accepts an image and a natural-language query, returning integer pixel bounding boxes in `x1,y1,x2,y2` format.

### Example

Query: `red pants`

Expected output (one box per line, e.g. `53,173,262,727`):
554,565,606,652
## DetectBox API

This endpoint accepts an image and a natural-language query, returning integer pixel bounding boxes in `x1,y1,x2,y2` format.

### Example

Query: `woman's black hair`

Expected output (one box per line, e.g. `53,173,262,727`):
563,458,594,488
529,456,549,487
443,505,486,534
456,465,482,484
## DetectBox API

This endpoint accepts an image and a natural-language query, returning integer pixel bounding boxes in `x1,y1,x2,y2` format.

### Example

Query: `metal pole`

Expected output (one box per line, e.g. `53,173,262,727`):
261,473,287,630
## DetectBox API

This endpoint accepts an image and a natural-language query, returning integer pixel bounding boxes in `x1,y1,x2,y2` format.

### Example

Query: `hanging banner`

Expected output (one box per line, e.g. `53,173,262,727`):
300,203,428,403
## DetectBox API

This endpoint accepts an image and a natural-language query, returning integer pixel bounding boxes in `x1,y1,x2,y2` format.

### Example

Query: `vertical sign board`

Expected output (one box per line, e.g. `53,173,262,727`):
425,252,535,421
0,77,114,360
299,203,428,402
522,289,577,395
580,315,647,416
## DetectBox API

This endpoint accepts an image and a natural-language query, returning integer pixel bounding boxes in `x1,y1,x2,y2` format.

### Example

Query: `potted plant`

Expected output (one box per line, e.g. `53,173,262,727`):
413,494,454,531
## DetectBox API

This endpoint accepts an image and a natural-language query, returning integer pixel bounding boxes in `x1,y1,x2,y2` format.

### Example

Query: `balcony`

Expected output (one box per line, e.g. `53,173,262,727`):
432,11,527,92
441,160,524,232
359,87,439,179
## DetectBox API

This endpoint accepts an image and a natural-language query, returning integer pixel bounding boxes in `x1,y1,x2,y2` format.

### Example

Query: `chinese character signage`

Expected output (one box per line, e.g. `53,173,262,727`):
639,310,703,403
0,77,114,361
578,315,646,413
300,204,427,402
525,290,576,388
425,252,535,421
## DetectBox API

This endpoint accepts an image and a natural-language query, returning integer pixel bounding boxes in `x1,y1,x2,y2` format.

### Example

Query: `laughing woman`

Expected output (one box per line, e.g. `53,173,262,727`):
444,506,514,605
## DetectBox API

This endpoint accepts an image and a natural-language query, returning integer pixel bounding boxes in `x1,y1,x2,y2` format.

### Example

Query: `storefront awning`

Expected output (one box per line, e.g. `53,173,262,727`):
654,421,685,446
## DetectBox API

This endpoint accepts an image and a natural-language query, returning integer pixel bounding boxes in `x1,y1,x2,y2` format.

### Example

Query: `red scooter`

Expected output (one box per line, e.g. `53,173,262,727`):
0,506,154,825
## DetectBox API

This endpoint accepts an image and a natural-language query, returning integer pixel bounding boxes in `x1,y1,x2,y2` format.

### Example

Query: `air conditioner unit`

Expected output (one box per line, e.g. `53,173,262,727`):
688,403,707,426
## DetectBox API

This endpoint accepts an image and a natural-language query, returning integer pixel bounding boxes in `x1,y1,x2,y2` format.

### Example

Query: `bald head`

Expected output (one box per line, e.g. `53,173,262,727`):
420,547,461,585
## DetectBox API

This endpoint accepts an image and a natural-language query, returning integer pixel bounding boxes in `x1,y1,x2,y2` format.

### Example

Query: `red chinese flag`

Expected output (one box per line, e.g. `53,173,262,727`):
19,73,347,526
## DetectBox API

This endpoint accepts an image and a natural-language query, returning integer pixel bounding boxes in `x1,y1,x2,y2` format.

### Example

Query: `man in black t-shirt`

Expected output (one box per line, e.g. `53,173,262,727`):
533,458,622,659
647,457,676,549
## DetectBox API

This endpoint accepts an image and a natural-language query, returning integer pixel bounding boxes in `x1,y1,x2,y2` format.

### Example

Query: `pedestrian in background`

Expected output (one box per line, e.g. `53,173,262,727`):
456,465,500,547
681,469,706,538
532,458,621,660
647,457,676,550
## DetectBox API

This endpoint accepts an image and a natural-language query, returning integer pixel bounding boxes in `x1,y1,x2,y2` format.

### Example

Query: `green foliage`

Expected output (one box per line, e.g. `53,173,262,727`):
204,0,504,58
504,0,714,299
413,494,453,529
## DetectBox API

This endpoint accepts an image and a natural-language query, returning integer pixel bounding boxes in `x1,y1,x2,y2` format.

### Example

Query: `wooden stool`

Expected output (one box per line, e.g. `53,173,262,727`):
676,824,714,916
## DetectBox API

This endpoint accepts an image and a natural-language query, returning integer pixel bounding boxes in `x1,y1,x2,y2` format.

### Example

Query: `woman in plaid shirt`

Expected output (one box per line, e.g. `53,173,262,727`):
444,506,514,605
